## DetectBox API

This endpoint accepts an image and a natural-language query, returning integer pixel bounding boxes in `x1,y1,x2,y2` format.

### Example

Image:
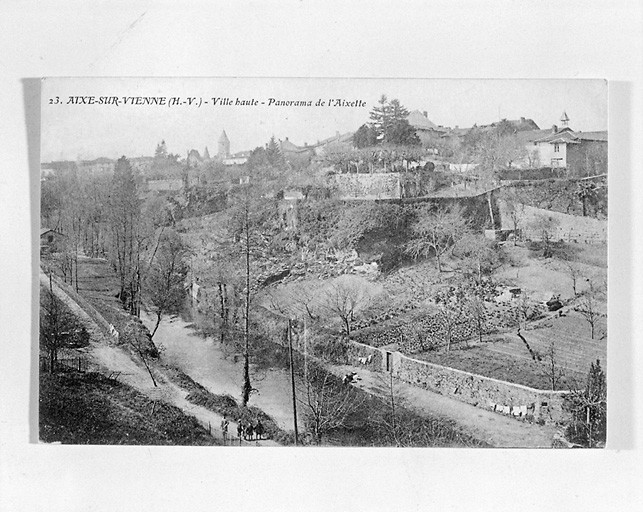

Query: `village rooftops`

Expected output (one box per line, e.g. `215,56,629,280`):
406,110,440,131
534,129,608,145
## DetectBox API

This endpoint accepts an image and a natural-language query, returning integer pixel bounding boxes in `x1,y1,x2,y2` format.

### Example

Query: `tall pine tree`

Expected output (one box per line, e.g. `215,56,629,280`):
108,156,142,314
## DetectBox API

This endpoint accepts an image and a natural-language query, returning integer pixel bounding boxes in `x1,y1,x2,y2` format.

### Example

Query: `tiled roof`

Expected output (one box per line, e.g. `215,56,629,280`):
575,131,608,142
316,132,354,147
406,110,438,130
280,139,311,153
516,129,554,144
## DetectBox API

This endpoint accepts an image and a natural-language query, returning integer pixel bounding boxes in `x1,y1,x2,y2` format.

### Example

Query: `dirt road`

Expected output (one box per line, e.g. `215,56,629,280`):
40,269,278,447
331,364,559,448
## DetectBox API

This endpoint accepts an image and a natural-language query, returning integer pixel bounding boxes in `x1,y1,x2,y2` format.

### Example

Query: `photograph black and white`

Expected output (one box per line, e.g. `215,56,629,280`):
39,77,608,448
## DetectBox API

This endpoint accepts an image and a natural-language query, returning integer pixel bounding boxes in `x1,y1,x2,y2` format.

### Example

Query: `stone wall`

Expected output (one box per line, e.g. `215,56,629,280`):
346,339,571,424
333,173,401,199
498,200,607,244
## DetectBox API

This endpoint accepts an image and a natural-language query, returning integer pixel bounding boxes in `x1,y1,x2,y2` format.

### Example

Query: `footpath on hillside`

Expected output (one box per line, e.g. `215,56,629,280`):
330,363,559,448
42,267,559,448
40,270,278,447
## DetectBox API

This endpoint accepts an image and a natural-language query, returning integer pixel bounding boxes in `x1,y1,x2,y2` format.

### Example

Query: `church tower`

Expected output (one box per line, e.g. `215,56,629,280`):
218,130,231,160
560,111,570,128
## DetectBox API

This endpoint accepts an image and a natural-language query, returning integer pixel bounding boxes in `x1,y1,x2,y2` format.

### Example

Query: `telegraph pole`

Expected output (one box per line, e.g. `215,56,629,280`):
288,319,299,445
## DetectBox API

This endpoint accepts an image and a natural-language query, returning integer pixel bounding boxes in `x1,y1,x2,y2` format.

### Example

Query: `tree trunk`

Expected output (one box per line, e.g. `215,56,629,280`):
343,316,351,337
74,250,79,293
241,208,252,407
517,329,538,361
138,349,158,387
151,311,162,338
487,191,495,229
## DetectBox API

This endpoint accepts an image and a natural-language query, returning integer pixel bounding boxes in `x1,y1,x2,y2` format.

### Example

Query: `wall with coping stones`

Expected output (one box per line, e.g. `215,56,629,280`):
346,339,571,424
333,173,401,199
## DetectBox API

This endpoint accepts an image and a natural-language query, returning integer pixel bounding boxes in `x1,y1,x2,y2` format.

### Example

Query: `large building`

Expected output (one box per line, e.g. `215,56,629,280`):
518,113,607,175
406,110,447,146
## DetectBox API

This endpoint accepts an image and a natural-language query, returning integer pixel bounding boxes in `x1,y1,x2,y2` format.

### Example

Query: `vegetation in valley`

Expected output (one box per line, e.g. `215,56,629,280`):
40,94,608,447
39,371,219,445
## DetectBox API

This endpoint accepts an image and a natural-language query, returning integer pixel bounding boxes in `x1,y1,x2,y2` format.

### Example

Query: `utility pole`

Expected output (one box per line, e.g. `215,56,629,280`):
288,319,299,445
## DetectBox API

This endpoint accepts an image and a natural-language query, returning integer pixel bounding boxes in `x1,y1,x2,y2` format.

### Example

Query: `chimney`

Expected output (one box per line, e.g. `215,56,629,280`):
304,142,308,147
423,111,428,117
552,124,558,133
285,137,289,141
520,117,525,122
455,125,459,129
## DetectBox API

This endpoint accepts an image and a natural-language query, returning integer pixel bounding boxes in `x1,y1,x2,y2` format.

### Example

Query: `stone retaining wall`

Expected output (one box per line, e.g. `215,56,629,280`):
347,339,571,424
498,200,607,244
333,173,401,199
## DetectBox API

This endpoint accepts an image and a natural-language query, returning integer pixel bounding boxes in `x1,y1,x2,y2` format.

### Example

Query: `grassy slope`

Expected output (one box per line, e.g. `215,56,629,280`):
40,371,220,445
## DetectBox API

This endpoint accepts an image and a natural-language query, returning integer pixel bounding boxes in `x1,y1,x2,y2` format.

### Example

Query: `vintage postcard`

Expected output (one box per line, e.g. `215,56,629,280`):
39,77,607,448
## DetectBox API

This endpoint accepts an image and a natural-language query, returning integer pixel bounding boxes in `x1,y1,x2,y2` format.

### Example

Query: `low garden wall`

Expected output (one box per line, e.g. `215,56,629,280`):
347,339,571,424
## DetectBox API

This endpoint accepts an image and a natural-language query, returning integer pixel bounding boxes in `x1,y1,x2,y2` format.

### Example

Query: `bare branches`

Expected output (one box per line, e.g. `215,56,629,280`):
321,276,375,336
298,366,364,445
405,204,470,272
576,279,606,339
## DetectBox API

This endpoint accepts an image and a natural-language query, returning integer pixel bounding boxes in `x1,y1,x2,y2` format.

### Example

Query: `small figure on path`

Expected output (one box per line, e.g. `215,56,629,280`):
245,423,254,441
237,421,243,441
221,417,229,444
343,372,358,385
254,419,264,440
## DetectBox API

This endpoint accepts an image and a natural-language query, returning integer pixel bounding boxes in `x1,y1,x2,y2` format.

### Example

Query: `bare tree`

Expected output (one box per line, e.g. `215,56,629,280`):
541,339,565,391
145,229,191,338
577,279,605,339
123,322,159,387
512,293,541,362
322,276,375,336
405,204,470,272
298,365,364,445
502,192,526,245
227,183,279,406
560,254,584,297
434,287,468,352
527,214,560,258
465,292,488,344
40,283,86,373
453,233,500,284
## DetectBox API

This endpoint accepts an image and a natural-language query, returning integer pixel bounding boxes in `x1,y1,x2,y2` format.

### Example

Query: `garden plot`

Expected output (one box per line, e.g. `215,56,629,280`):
482,312,606,376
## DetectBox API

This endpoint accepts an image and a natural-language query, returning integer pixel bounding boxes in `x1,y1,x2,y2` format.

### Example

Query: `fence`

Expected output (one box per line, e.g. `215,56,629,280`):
40,355,91,374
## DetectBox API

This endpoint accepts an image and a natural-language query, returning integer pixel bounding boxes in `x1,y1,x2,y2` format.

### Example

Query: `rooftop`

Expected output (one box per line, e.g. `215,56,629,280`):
406,110,439,130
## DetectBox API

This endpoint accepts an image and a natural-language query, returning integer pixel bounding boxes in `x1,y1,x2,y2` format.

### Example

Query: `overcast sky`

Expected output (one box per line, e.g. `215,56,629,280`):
41,77,607,162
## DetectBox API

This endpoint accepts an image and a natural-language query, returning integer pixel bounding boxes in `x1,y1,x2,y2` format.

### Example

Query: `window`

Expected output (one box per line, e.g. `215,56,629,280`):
554,143,560,153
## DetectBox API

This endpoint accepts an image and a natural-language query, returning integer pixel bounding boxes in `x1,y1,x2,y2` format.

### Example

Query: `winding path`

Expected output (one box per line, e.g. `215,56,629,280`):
40,269,278,446
331,363,559,448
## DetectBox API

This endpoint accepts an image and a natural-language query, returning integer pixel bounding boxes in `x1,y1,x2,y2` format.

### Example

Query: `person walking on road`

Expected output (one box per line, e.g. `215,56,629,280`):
255,419,264,440
237,420,244,444
221,417,229,444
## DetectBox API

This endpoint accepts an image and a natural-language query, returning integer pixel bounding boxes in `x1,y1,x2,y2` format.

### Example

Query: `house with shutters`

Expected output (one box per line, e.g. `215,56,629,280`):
520,113,607,175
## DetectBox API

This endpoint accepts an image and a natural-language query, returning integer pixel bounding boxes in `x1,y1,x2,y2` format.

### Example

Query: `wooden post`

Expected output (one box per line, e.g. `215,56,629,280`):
288,319,299,446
